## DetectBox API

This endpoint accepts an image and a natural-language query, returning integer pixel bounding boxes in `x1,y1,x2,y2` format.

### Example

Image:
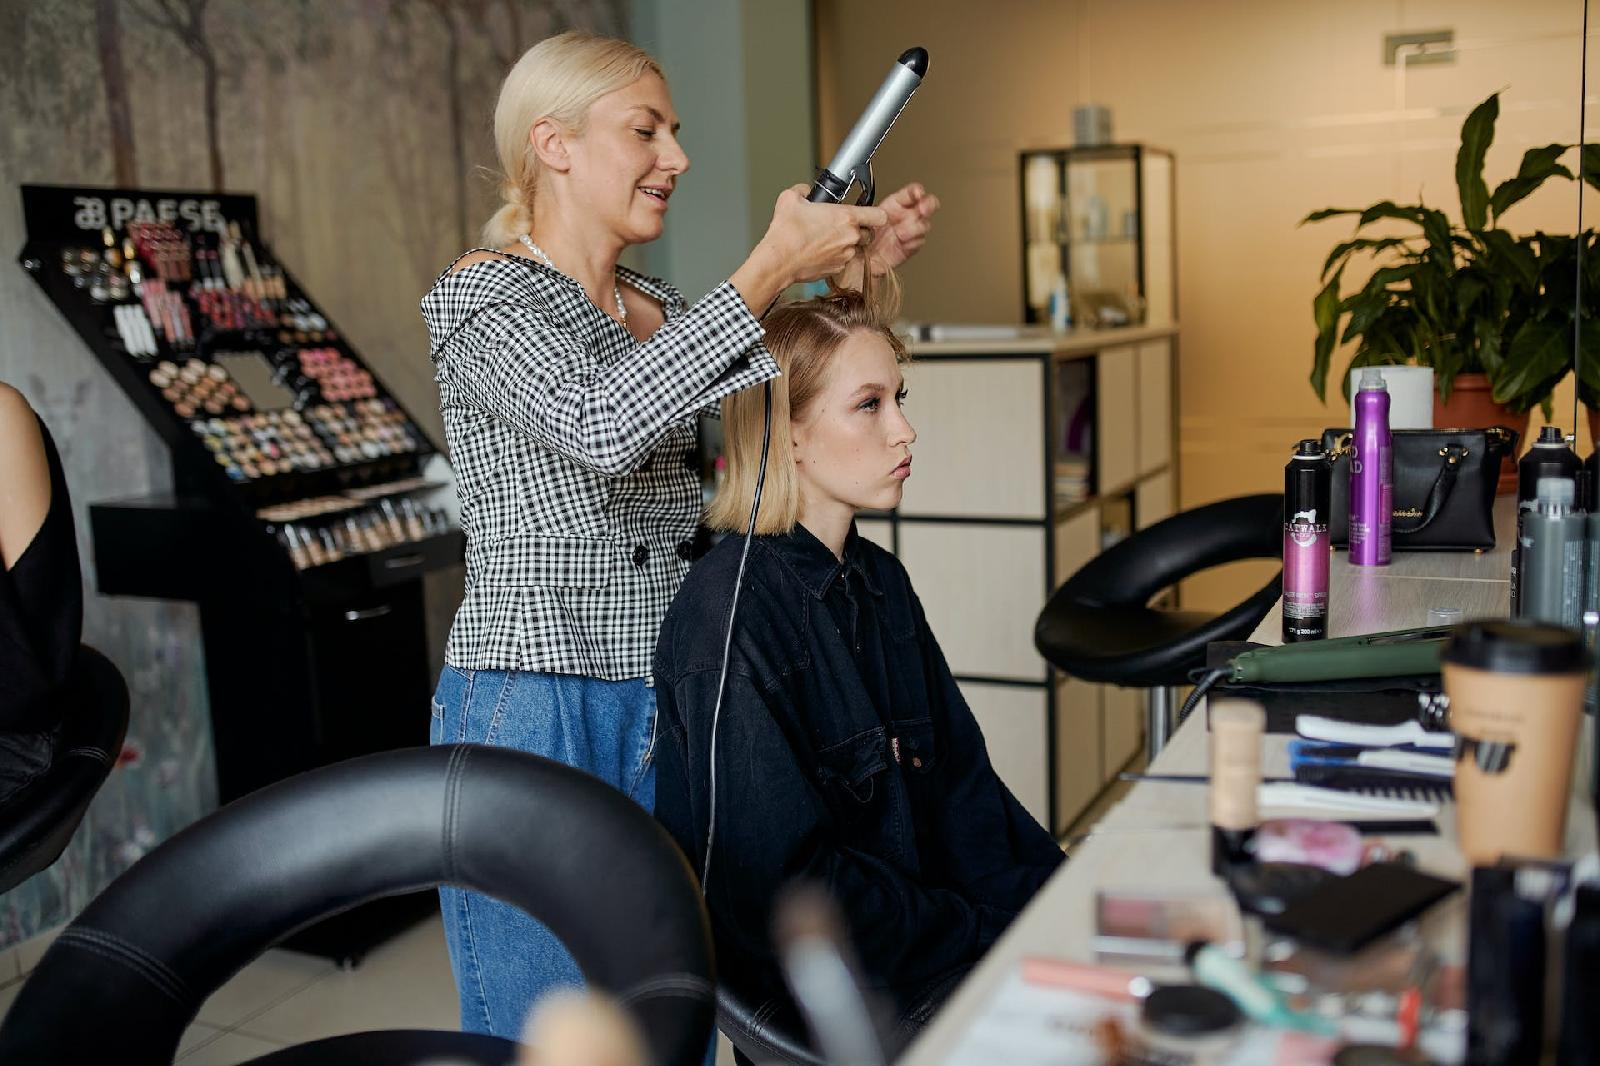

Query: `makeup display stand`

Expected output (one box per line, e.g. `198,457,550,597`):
18,184,462,964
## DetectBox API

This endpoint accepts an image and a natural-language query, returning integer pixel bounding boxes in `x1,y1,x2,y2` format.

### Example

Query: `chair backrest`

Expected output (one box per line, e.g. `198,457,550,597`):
0,644,129,893
0,744,716,1066
1060,493,1284,607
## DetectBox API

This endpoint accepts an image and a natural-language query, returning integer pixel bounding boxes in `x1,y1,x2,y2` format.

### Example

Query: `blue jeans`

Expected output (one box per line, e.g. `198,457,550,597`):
430,666,658,1039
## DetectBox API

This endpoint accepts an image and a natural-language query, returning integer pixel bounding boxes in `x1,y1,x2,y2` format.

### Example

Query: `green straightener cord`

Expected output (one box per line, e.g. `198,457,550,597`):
1228,625,1450,684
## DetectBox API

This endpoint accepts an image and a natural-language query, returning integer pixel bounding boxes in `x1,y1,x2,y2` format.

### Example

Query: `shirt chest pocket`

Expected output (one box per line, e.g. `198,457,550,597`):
815,728,889,811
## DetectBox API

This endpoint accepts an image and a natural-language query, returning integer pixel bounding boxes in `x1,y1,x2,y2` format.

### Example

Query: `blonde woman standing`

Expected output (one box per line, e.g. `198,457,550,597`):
421,32,939,1037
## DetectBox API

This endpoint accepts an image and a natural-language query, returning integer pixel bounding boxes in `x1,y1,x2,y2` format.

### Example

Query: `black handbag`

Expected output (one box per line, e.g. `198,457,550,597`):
1320,426,1516,551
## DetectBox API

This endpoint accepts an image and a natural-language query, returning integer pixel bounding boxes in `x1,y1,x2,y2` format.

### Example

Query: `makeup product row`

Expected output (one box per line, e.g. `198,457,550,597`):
63,220,288,336
127,221,193,284
113,303,159,357
187,398,423,482
272,299,335,345
273,496,451,571
192,409,333,481
151,358,253,419
294,346,375,402
60,229,134,304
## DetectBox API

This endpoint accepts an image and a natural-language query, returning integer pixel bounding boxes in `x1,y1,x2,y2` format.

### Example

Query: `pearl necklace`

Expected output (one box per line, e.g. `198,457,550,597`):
518,234,627,324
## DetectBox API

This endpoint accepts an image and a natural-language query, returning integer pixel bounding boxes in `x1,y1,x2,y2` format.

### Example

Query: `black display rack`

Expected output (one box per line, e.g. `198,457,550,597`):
18,184,462,963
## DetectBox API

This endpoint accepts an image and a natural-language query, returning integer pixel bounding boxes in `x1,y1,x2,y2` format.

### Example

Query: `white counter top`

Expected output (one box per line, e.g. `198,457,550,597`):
902,495,1593,1064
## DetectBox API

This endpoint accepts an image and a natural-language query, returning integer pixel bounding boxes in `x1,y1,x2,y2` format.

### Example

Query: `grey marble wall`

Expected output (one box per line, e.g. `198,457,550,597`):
0,0,624,949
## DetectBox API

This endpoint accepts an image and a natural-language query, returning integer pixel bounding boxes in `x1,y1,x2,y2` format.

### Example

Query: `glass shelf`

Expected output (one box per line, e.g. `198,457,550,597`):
1019,144,1175,330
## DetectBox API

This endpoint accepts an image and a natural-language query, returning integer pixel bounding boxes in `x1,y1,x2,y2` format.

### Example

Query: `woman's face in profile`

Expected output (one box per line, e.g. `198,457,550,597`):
566,72,689,245
791,331,916,519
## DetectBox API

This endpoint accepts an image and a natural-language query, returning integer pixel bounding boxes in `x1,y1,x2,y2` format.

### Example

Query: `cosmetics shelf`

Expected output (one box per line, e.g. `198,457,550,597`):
19,184,456,964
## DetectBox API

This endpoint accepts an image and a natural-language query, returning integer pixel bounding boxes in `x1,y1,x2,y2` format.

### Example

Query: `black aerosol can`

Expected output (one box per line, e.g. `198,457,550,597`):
1513,426,1580,617
1283,439,1331,642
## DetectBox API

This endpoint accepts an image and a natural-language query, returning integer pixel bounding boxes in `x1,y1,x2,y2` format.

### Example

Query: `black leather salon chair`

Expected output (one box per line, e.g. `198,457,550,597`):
719,984,823,1066
0,744,715,1066
0,644,129,893
1035,494,1284,755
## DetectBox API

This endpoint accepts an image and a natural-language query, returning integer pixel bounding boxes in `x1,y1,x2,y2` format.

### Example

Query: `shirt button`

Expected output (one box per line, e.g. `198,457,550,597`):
676,540,694,561
632,544,649,568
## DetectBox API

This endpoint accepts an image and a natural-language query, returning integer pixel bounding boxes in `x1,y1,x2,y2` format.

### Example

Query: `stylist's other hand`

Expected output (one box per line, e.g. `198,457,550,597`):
868,182,940,272
762,185,889,284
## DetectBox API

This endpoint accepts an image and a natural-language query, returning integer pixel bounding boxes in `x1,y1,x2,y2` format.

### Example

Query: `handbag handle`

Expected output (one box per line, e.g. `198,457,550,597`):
1393,444,1469,535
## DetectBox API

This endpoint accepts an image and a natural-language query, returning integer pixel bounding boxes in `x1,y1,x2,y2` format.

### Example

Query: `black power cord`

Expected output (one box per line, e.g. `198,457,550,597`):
701,380,771,887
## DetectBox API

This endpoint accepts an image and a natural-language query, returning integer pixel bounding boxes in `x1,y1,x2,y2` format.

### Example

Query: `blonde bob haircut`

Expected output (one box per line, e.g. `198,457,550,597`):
707,280,908,536
483,32,664,248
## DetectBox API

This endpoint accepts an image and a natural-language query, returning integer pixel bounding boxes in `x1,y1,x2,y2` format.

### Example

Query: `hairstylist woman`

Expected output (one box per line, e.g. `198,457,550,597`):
421,31,938,1038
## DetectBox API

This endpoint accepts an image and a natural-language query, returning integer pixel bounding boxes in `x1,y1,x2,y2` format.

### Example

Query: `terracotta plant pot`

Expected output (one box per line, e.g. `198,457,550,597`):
1433,373,1529,495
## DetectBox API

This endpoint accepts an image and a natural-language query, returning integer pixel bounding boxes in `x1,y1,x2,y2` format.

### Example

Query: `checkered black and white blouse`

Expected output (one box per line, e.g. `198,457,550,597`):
422,252,778,680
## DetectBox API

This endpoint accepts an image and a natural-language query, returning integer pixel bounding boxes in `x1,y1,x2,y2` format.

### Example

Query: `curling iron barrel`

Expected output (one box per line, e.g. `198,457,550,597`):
808,47,929,206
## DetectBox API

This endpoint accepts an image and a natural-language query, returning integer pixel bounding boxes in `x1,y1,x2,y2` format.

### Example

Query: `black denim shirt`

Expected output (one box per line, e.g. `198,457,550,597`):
653,522,1064,1016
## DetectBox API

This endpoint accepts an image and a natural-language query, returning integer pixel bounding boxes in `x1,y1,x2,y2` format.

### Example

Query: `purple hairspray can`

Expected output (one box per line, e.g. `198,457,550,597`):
1348,368,1392,566
1283,439,1331,641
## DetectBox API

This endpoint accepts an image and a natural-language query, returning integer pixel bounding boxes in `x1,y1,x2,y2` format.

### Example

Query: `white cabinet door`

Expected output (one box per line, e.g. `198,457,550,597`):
898,523,1048,682
1136,340,1172,477
896,359,1045,520
1096,346,1138,494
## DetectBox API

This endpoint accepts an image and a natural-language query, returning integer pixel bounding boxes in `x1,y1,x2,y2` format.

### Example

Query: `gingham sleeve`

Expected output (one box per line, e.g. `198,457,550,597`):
452,281,778,477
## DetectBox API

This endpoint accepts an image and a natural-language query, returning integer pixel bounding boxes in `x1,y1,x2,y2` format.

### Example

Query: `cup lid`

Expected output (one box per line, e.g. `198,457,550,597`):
1442,619,1586,674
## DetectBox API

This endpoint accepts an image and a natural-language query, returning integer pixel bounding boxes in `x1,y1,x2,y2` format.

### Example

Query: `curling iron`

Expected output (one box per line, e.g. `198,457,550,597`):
807,47,928,207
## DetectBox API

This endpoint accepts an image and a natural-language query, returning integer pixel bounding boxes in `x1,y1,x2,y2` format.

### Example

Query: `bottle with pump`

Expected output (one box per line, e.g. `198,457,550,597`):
1513,426,1580,616
1283,440,1331,642
1348,368,1392,566
1520,476,1586,627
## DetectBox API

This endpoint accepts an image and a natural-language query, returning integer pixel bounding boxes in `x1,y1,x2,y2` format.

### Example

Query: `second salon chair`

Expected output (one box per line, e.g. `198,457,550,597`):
1035,493,1284,755
0,644,129,893
0,744,715,1066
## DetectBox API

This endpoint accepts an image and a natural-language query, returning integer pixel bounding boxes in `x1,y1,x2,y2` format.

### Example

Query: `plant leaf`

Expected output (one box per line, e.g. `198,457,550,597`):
1577,324,1600,408
1418,207,1455,269
1490,143,1574,218
1583,144,1600,190
1457,93,1498,230
1311,267,1344,402
1340,290,1393,344
1494,318,1569,407
1454,271,1487,316
1479,229,1540,292
1302,207,1365,225
1357,201,1423,229
1320,236,1410,279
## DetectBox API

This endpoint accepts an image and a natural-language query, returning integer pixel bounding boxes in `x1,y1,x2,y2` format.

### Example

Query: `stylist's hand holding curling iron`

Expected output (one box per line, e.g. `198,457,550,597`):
730,185,889,313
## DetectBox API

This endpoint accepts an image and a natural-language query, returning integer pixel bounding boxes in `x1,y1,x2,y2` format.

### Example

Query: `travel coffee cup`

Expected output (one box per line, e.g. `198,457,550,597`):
1442,620,1588,865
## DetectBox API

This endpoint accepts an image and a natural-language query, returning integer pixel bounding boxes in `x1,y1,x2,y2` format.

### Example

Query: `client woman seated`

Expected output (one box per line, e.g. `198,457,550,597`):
652,289,1063,1037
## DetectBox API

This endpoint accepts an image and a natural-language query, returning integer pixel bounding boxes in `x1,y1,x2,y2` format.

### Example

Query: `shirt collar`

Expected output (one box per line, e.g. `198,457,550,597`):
768,521,883,600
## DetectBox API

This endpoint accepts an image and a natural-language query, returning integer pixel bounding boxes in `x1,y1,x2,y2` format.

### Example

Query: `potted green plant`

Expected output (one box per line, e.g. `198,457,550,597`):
1304,92,1598,484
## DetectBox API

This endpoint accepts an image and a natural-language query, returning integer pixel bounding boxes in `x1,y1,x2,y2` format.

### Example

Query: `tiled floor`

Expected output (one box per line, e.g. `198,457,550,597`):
0,913,738,1065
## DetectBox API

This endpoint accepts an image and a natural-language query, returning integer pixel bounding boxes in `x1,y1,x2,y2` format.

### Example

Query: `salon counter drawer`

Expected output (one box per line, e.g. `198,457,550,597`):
299,530,464,603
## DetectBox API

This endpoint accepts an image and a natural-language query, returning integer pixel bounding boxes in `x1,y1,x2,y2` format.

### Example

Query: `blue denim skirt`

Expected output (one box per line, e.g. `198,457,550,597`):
430,665,658,1039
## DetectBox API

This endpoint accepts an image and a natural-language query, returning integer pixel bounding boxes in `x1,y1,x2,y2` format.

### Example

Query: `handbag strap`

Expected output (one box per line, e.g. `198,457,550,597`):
1393,444,1468,535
